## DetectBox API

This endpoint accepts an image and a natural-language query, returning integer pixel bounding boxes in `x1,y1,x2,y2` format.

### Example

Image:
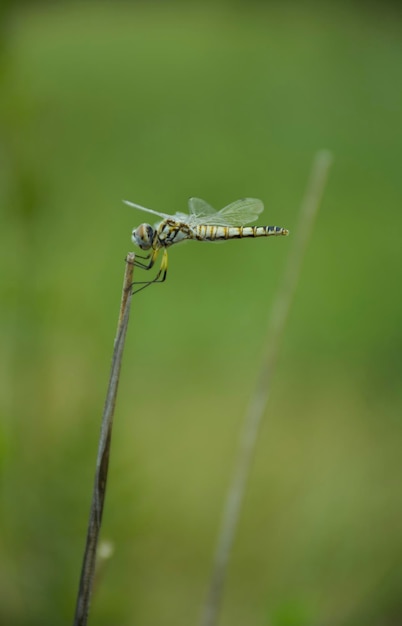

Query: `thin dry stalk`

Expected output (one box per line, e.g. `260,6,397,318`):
73,253,135,626
200,151,333,626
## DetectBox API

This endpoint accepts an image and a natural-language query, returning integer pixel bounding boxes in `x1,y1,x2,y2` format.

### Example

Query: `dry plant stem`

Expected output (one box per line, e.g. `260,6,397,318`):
200,151,333,626
73,253,135,626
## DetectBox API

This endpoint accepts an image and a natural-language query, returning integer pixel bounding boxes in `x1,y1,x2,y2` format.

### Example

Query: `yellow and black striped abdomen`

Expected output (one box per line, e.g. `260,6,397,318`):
194,224,289,241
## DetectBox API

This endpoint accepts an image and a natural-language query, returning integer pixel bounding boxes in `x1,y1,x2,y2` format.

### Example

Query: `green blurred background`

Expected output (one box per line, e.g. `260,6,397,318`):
1,1,402,624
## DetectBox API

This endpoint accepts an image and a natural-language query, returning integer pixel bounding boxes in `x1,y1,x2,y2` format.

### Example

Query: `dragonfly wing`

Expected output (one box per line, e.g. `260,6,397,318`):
186,197,218,226
125,196,264,226
188,197,216,216
171,212,191,222
200,198,264,226
124,199,172,220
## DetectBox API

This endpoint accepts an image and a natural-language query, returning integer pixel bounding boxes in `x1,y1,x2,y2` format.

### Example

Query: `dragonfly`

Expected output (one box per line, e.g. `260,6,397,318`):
124,197,289,294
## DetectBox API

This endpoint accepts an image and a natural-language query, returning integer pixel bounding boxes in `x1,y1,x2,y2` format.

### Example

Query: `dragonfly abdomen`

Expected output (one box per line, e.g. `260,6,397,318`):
194,224,289,241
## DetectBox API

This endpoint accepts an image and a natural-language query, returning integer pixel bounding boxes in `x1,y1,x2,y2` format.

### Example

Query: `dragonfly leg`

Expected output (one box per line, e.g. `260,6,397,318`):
131,249,168,295
132,248,159,270
134,252,151,261
133,259,151,269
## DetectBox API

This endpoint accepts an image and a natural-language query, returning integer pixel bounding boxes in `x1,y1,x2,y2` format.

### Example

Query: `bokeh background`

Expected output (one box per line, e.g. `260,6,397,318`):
1,1,402,625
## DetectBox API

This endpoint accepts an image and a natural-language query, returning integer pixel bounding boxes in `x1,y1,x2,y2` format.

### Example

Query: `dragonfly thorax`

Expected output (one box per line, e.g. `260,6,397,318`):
132,223,155,250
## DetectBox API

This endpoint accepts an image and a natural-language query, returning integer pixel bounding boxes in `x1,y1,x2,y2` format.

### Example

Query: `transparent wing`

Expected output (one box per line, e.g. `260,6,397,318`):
198,198,264,226
188,197,216,216
123,199,173,220
125,197,264,227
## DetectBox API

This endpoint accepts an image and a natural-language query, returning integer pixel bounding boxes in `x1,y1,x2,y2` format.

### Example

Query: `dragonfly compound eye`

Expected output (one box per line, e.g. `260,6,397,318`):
132,223,154,250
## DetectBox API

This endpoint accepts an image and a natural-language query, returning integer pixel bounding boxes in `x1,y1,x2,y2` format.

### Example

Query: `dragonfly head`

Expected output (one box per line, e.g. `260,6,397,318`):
132,223,155,250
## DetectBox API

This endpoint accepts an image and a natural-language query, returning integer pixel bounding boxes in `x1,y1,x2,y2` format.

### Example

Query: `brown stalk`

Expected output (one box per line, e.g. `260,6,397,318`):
200,151,333,626
73,253,135,626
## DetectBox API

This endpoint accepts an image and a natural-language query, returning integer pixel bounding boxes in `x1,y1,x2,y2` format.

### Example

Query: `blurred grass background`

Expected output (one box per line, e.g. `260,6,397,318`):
1,1,402,625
